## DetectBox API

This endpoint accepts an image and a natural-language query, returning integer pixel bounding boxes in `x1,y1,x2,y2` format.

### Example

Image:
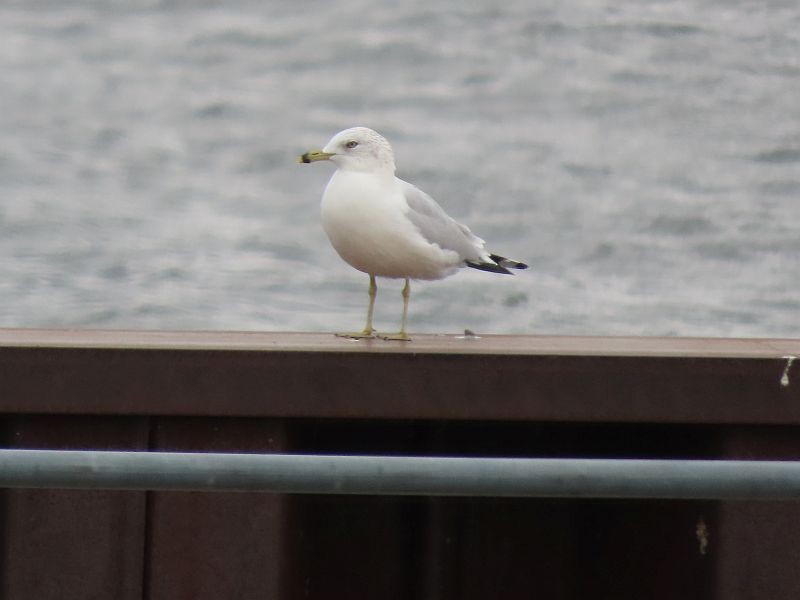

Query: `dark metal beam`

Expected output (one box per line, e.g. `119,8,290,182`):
1,330,798,423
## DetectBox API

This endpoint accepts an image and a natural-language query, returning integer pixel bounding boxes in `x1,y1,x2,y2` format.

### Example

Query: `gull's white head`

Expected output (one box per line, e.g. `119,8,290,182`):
299,127,396,174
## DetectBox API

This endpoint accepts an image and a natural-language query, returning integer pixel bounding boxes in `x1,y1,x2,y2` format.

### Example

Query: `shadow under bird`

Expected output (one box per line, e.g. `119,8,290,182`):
299,127,527,341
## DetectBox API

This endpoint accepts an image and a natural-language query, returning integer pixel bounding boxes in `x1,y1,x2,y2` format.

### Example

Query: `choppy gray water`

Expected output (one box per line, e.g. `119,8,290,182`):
1,1,798,337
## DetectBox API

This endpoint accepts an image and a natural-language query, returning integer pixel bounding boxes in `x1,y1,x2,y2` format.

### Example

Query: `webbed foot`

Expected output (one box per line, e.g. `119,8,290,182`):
335,329,376,340
378,332,411,341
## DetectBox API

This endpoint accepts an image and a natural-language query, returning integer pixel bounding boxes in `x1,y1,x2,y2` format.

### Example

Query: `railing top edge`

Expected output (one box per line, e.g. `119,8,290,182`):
0,328,798,359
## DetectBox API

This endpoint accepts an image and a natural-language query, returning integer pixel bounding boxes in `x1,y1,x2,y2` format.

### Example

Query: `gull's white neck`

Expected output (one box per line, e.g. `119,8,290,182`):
332,157,396,175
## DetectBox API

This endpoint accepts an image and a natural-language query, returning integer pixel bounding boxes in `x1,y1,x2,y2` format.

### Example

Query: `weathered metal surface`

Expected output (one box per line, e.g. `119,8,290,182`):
0,328,797,357
0,330,798,423
1,329,800,599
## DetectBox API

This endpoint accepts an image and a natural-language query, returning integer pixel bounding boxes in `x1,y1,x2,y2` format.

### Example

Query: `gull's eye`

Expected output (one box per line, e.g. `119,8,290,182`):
345,140,358,149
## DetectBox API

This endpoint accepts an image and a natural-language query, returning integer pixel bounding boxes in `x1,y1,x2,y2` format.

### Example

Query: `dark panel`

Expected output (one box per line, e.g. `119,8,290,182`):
715,427,800,600
285,495,421,600
282,420,435,600
0,416,148,600
286,419,724,459
572,500,715,600
283,419,720,600
446,498,577,599
284,496,715,600
146,418,288,600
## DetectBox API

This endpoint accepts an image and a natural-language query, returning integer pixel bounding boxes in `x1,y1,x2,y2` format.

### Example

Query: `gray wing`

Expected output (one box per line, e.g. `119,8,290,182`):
400,179,487,262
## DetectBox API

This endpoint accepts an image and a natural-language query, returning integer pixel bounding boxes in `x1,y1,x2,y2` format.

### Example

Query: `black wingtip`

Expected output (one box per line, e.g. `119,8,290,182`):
466,253,528,275
488,254,528,270
466,261,513,274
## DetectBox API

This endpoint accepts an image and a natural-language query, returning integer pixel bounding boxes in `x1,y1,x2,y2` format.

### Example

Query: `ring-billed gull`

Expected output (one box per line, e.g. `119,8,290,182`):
299,127,527,341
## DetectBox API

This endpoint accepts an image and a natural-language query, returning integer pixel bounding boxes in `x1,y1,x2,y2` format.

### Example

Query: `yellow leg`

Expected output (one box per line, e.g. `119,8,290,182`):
336,275,377,339
379,278,411,341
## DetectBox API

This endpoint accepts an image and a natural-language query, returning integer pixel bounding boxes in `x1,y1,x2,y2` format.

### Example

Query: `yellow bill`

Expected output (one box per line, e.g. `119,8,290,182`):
298,150,335,164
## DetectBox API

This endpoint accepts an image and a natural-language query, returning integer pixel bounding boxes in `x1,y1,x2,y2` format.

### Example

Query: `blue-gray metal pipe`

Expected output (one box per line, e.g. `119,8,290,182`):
2,450,800,499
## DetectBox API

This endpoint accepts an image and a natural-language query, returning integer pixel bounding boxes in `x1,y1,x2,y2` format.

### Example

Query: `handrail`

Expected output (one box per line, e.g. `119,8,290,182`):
2,450,800,499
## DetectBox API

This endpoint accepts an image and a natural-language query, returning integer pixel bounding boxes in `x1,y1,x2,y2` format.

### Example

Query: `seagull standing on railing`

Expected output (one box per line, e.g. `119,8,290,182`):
299,127,527,341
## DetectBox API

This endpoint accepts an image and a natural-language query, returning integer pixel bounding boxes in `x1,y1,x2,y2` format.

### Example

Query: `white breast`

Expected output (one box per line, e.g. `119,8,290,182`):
320,171,461,280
